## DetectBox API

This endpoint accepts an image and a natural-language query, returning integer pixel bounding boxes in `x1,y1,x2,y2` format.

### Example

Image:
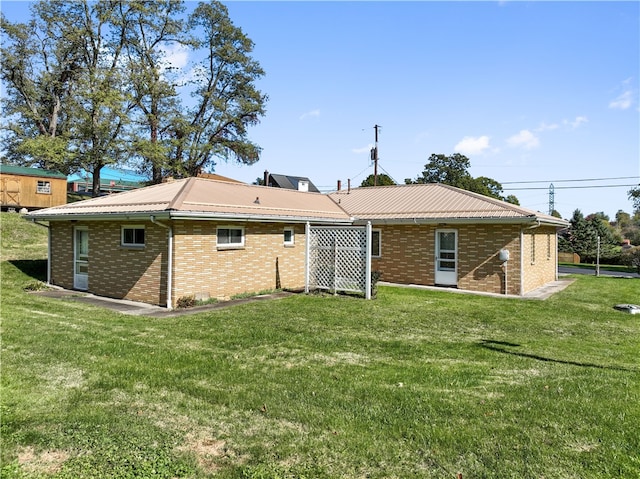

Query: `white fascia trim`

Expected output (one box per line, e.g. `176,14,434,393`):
352,216,568,227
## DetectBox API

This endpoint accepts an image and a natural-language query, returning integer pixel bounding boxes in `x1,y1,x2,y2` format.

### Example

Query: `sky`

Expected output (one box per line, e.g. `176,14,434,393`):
2,1,639,220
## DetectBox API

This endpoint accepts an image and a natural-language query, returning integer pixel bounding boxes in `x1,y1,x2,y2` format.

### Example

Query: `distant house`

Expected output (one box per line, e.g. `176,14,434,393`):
264,170,320,193
0,165,67,210
26,179,569,308
67,166,147,194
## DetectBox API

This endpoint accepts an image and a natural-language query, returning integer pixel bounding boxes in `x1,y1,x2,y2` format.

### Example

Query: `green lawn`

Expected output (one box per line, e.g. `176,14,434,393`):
1,213,639,478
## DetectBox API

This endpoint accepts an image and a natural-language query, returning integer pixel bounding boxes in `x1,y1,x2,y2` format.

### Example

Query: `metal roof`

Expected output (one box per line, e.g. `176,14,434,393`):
0,164,67,179
26,177,352,223
329,183,569,226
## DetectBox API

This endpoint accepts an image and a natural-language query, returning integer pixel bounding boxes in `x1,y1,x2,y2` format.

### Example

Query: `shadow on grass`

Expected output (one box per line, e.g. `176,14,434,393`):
9,259,47,282
479,340,637,373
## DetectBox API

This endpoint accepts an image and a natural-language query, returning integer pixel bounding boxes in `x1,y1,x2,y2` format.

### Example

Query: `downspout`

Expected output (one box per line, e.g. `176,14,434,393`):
305,222,310,293
31,219,51,284
150,216,173,310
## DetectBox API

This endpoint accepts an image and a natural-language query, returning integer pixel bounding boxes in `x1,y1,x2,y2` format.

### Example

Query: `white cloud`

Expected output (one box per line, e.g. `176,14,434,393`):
609,78,635,110
609,90,634,110
506,130,540,150
453,135,491,156
535,122,560,132
299,109,320,120
158,43,189,70
564,116,588,129
352,144,373,154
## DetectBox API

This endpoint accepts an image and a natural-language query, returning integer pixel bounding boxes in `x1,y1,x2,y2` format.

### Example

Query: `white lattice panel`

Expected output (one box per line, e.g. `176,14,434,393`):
306,225,371,297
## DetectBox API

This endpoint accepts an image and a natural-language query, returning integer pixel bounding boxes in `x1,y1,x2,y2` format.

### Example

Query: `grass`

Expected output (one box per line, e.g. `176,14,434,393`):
1,213,639,478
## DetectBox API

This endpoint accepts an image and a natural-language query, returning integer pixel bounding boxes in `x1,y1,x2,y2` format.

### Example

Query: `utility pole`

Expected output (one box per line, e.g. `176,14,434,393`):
370,124,381,186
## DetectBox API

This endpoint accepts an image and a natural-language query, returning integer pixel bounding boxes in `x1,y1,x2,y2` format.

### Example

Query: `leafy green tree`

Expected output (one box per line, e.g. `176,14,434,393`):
407,153,519,204
629,187,640,214
1,0,267,191
621,246,640,273
412,153,471,186
0,1,85,173
70,1,132,195
360,174,395,187
125,0,186,184
169,1,267,178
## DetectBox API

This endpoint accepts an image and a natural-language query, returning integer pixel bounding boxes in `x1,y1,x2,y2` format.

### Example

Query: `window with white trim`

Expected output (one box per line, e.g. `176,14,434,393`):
284,228,295,246
36,180,51,194
217,226,244,248
372,229,381,257
121,226,145,247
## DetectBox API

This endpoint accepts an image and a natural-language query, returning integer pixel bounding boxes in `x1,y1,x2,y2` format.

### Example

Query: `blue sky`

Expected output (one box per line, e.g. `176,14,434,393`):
2,1,639,219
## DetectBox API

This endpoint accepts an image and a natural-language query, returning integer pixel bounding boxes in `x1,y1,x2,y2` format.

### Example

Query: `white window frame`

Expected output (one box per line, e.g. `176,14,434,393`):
371,229,381,258
36,180,51,194
217,226,245,249
284,227,295,246
121,225,146,247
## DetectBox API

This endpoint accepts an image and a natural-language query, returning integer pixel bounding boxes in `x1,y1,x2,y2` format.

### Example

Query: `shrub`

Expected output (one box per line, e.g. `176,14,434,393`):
621,246,640,274
176,295,196,309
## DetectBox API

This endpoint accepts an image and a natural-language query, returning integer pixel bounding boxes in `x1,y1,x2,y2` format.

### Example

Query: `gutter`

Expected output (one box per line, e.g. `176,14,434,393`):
150,216,173,310
25,210,353,225
351,216,567,227
30,219,51,284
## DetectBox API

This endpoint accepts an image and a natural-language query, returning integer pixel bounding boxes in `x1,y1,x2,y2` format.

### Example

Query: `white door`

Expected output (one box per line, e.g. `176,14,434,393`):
74,227,89,290
435,229,457,286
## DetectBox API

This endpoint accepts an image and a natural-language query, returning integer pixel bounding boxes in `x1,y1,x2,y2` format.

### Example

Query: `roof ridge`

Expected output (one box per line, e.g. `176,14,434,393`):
167,177,196,210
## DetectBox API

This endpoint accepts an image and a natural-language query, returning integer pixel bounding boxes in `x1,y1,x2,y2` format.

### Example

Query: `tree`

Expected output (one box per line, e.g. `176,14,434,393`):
563,209,622,263
621,246,640,274
124,0,186,184
407,153,519,204
629,187,640,214
1,0,268,191
360,174,395,187
70,0,132,195
0,2,85,173
411,153,472,186
168,1,267,178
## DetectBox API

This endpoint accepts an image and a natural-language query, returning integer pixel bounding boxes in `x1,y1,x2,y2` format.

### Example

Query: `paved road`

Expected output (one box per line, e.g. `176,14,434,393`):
559,266,640,279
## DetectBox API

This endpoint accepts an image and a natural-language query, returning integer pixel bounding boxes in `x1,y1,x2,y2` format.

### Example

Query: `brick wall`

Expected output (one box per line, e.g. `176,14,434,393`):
50,220,167,305
372,223,523,295
89,221,167,305
521,226,558,294
172,221,306,304
50,222,74,289
49,219,307,307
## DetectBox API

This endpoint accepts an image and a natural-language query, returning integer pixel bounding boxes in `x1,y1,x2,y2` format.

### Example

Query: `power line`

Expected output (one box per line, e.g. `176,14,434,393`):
504,183,638,191
502,176,639,185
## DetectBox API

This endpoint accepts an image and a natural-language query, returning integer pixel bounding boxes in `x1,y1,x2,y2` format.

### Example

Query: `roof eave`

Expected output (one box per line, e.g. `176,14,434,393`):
352,216,569,227
23,210,353,224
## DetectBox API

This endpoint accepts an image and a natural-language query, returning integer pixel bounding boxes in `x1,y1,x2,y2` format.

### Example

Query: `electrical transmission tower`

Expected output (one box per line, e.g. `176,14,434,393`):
548,183,555,215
